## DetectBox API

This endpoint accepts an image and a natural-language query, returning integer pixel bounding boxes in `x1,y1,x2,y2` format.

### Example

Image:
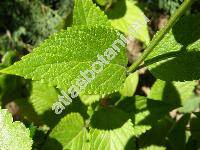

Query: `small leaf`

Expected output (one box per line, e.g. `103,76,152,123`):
29,81,58,115
120,71,139,97
73,0,110,26
133,111,151,137
107,0,150,44
134,96,174,118
145,14,200,81
14,82,59,127
44,113,89,150
0,109,33,150
0,51,17,68
79,94,101,105
133,96,174,136
179,95,200,113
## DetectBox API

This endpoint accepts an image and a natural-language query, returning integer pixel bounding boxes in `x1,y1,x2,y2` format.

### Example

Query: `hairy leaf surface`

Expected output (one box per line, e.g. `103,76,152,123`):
73,0,110,26
0,109,33,150
0,26,127,95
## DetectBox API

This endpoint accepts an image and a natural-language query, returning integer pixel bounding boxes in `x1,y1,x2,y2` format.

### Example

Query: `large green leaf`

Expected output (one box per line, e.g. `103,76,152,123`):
0,109,33,150
145,14,200,81
107,0,150,44
44,113,89,149
0,26,127,95
73,0,111,26
90,107,136,150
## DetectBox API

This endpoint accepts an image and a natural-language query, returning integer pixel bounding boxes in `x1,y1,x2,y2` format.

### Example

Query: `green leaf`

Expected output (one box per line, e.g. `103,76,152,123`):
14,82,59,126
0,26,127,95
133,111,152,137
140,145,166,150
16,89,88,128
116,97,150,136
73,0,110,26
14,98,44,125
96,0,112,6
90,107,136,150
134,96,174,119
79,94,101,105
179,95,200,113
90,121,136,150
132,96,175,136
0,75,24,107
120,71,139,97
27,123,37,139
145,14,200,81
148,79,197,105
0,109,33,150
29,81,58,115
107,0,150,44
116,95,174,137
0,51,17,68
44,113,89,150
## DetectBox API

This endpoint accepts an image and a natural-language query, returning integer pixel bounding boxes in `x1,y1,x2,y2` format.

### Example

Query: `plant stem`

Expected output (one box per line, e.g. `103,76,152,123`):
128,0,194,73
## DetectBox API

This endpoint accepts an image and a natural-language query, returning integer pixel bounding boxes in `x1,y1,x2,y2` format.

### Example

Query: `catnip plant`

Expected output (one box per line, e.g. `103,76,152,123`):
0,0,199,149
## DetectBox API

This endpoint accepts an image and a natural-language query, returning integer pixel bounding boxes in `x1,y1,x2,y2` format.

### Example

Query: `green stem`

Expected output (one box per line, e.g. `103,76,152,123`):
128,0,194,73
